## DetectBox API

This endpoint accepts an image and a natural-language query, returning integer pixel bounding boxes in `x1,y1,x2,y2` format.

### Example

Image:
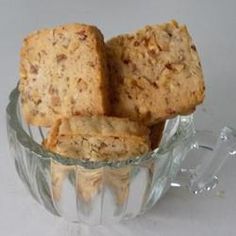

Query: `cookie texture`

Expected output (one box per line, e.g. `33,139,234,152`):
45,115,150,203
44,115,151,161
106,20,205,125
20,23,109,126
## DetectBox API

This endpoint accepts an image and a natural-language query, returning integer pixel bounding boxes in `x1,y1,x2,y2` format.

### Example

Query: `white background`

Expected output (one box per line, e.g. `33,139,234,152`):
1,0,236,235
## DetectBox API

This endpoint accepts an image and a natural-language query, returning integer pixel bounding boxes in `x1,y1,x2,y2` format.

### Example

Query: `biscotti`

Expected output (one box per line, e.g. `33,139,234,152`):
45,115,151,203
106,20,205,125
44,115,151,161
19,23,109,126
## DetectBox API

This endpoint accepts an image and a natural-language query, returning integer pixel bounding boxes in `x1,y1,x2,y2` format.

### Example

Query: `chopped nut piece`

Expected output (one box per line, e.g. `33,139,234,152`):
56,54,67,63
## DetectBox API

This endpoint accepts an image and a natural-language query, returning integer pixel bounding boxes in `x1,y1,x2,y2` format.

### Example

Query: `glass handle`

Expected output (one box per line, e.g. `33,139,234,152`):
172,127,236,194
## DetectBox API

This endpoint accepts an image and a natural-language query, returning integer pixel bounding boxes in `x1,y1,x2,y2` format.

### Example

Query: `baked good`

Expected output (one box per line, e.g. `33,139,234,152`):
106,20,205,125
45,115,151,202
22,20,205,205
19,23,109,126
44,115,151,161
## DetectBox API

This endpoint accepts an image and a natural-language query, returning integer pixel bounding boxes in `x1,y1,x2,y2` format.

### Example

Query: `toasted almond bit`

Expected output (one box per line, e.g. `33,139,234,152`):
127,94,132,99
167,31,172,37
191,44,197,51
39,112,45,117
133,41,140,46
165,108,176,115
48,85,59,95
172,63,184,72
88,61,95,67
156,43,162,51
32,110,38,116
35,99,42,105
142,37,150,47
41,50,47,55
131,80,143,90
131,63,137,72
74,111,81,116
148,49,157,57
123,59,131,64
70,98,76,105
56,54,67,63
76,78,88,91
165,97,169,105
76,30,87,40
51,95,61,106
127,35,134,40
30,64,38,74
151,82,159,89
165,63,172,70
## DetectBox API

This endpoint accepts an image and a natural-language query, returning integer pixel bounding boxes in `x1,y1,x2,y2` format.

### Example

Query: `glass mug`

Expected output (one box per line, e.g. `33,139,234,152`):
6,87,236,225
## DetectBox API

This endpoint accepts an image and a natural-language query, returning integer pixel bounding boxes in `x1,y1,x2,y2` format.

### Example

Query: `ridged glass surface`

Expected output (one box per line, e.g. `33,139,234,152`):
6,88,195,224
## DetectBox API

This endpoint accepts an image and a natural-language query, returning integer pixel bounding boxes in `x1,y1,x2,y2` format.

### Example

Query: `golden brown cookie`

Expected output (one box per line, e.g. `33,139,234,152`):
20,23,109,126
106,20,205,125
45,115,151,203
44,115,151,161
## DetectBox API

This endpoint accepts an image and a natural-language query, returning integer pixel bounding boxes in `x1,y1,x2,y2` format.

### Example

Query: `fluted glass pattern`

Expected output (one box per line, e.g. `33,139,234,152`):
6,88,195,224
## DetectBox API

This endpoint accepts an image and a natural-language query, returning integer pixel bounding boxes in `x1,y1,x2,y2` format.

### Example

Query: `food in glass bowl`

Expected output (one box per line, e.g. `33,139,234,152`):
7,93,236,224
44,115,151,204
8,20,236,225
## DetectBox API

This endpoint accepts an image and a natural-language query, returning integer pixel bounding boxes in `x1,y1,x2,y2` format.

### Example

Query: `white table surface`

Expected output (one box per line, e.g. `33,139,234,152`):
1,0,236,235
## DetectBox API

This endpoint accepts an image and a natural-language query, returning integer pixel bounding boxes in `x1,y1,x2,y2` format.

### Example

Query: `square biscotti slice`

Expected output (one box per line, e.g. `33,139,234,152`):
106,20,205,125
44,115,150,161
19,23,109,126
44,116,150,202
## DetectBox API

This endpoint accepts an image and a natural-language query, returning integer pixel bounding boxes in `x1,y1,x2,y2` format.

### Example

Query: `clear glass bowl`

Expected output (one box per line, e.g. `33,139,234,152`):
6,87,236,225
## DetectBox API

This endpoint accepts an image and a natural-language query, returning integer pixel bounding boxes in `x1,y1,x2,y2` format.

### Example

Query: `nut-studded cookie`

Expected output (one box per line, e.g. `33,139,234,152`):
44,115,151,203
20,23,109,126
106,20,205,125
44,115,151,161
